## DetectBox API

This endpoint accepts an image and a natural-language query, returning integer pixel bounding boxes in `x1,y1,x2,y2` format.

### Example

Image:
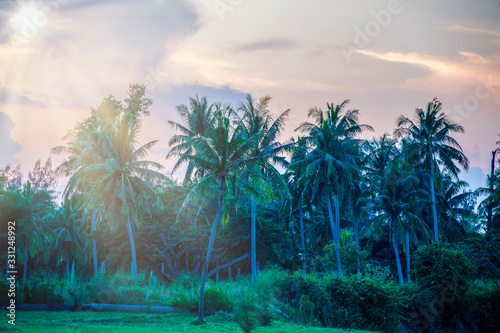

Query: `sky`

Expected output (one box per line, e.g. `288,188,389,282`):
0,0,499,198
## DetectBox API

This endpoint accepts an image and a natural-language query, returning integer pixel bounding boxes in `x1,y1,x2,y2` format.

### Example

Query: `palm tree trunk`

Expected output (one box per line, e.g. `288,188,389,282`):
355,219,360,275
126,214,138,286
299,205,306,277
334,195,343,278
405,231,411,283
66,248,70,279
198,194,224,323
327,196,342,278
251,199,257,288
92,208,98,278
23,240,28,283
392,225,404,285
487,150,497,233
430,162,439,242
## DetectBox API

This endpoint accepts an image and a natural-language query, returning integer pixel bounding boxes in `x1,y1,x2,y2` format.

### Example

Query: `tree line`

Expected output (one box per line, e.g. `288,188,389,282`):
1,83,499,322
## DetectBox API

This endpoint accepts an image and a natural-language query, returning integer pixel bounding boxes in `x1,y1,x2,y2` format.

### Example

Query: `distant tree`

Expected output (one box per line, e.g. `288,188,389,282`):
27,158,58,191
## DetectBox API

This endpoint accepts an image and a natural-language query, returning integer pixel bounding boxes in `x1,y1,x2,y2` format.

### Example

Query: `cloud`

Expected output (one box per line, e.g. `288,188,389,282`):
450,25,500,38
356,49,500,100
0,112,21,166
232,38,301,53
0,82,45,107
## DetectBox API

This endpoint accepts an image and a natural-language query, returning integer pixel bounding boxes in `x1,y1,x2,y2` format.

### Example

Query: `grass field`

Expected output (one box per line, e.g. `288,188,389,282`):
0,310,375,333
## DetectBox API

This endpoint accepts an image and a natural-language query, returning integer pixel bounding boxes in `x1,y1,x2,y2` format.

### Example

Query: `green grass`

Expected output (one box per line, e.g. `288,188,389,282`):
0,310,375,333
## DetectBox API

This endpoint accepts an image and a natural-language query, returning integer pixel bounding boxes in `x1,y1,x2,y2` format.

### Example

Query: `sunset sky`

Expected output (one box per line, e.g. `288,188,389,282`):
0,0,499,196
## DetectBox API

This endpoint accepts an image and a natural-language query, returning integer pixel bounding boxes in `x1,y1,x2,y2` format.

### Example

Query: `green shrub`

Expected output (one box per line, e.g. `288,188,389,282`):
170,292,198,312
20,278,64,304
463,279,500,331
234,294,273,333
412,243,476,292
275,272,402,332
405,244,478,332
325,276,402,332
170,287,232,314
204,287,233,313
298,294,314,324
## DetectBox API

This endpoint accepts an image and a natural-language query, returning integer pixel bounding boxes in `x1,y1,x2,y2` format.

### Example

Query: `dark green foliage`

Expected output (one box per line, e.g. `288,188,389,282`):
19,279,64,304
0,280,9,304
204,287,233,313
412,243,476,292
171,287,232,314
314,242,369,275
455,234,500,279
234,296,273,333
275,273,403,332
170,293,198,312
463,280,500,331
404,244,478,332
325,276,403,332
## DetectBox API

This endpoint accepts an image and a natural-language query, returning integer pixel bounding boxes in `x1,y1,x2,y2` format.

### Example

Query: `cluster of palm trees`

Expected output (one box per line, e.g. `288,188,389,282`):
1,86,498,323
166,94,478,319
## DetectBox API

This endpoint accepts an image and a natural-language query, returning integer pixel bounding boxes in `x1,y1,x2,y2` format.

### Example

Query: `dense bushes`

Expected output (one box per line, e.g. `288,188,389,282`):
4,247,500,333
275,273,403,332
170,287,232,314
404,243,479,332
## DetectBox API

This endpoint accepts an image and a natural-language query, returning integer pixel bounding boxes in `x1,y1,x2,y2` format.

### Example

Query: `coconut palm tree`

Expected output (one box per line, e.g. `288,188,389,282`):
167,96,215,184
169,104,259,323
286,137,311,277
395,98,469,242
0,181,55,282
363,155,428,285
293,100,372,277
54,85,166,285
238,94,290,287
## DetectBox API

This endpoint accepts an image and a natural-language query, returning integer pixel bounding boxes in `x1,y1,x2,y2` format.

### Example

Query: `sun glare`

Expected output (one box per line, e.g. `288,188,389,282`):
10,5,41,34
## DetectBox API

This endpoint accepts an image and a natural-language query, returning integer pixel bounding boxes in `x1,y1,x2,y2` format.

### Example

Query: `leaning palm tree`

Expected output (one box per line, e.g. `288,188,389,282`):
238,94,290,287
395,98,469,242
293,100,373,277
168,104,259,323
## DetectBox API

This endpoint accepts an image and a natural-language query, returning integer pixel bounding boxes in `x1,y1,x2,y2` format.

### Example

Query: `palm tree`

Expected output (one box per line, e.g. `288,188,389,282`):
169,104,259,323
53,98,121,277
238,94,290,287
0,181,54,282
395,98,469,242
54,85,166,285
436,174,477,240
286,137,310,277
167,96,215,184
293,100,372,277
50,199,85,279
364,155,428,285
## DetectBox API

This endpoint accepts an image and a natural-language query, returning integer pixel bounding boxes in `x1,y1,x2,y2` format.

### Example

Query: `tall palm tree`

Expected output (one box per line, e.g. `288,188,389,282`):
395,98,469,242
53,97,123,277
293,100,372,277
364,155,428,285
169,104,259,323
167,96,215,184
54,85,166,285
286,137,310,277
238,94,290,287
